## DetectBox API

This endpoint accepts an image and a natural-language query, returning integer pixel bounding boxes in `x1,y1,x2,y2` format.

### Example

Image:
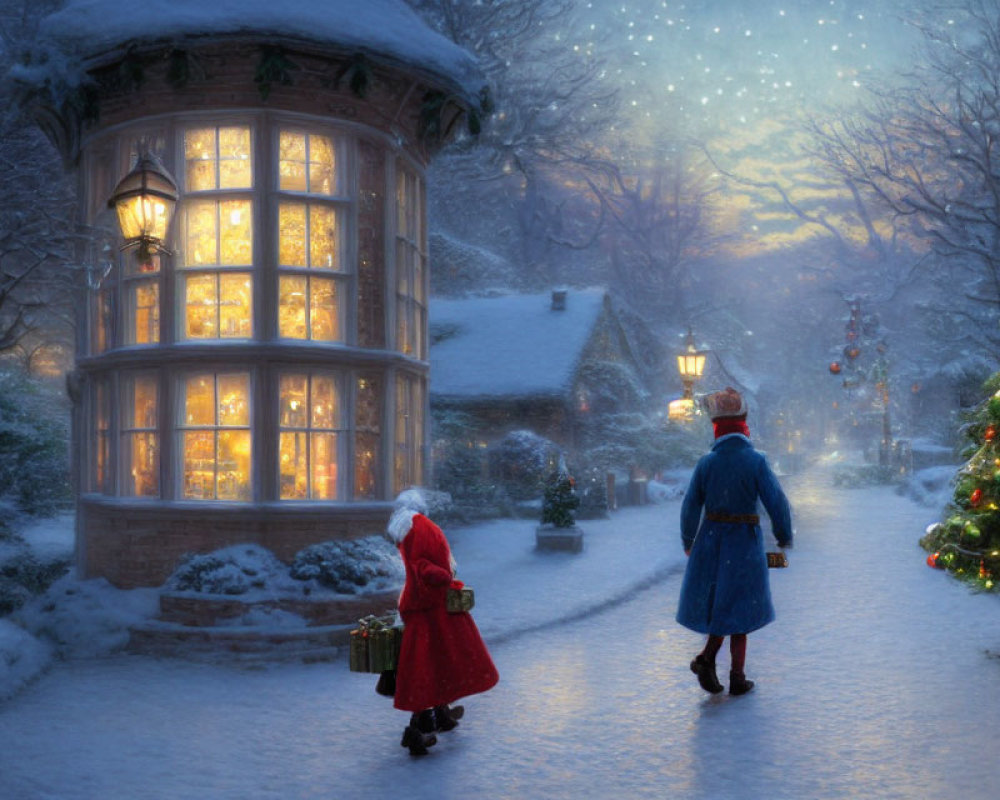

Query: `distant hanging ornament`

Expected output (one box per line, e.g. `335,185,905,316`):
829,362,842,375
927,551,943,569
985,425,996,442
844,345,861,360
971,488,983,507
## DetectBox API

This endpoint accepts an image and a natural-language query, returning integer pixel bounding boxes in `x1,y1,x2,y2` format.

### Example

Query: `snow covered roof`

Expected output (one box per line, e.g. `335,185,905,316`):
429,288,608,400
31,0,483,101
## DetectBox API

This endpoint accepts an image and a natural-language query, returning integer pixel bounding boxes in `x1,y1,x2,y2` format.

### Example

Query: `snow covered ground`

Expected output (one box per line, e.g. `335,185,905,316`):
1,464,999,799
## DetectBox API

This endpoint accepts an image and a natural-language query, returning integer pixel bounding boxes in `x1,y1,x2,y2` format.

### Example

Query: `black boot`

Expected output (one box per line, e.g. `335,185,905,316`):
433,704,462,732
413,709,437,734
729,670,755,696
400,724,437,756
690,654,724,694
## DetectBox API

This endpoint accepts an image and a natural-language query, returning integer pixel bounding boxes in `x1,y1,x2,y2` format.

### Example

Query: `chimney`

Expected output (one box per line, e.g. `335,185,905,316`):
551,288,567,311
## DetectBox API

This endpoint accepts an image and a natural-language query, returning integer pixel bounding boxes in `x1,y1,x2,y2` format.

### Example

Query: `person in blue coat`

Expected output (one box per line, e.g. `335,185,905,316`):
676,387,793,696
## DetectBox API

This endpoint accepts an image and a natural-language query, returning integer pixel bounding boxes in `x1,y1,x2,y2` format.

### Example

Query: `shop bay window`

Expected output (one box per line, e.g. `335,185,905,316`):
122,374,158,497
180,372,252,500
396,167,426,358
278,130,345,342
181,125,254,340
279,372,342,499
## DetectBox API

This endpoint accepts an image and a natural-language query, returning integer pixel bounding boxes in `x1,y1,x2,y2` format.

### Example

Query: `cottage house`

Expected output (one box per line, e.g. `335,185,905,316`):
429,288,652,461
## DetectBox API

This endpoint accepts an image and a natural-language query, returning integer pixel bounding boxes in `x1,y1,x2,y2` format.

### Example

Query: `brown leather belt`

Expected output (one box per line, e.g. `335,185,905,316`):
705,511,760,525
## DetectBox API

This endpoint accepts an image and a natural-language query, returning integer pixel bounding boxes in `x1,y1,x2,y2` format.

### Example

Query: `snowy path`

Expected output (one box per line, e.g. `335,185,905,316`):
2,468,1000,799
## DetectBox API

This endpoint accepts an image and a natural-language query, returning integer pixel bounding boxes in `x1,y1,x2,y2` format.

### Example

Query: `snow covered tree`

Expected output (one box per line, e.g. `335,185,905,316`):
540,471,579,529
921,373,1000,590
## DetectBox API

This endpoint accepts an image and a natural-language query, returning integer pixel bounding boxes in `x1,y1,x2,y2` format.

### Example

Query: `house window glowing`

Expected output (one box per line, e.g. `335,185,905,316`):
124,252,160,345
122,374,159,496
278,372,342,499
355,374,382,499
394,373,424,494
278,131,344,342
181,126,254,340
93,377,112,493
180,372,252,500
396,167,426,358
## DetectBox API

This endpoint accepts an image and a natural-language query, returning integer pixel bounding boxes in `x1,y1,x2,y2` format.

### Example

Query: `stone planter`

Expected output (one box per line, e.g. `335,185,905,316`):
535,524,584,553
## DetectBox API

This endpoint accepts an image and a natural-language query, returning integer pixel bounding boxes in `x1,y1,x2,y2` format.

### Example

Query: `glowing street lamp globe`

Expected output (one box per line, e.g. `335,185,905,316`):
108,153,178,262
677,328,706,399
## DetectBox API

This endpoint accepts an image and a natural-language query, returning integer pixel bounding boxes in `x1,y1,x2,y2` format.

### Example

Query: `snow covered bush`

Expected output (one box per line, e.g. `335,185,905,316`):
167,545,290,595
0,618,53,701
289,536,403,594
0,368,71,516
488,430,561,501
0,553,70,616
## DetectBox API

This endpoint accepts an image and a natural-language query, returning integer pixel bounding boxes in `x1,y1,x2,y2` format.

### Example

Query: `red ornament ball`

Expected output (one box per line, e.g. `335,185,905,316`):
829,362,842,375
927,552,941,568
971,488,983,506
986,426,996,442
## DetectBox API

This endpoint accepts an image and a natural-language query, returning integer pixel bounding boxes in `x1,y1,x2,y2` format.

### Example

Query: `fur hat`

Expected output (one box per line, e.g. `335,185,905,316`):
702,387,747,420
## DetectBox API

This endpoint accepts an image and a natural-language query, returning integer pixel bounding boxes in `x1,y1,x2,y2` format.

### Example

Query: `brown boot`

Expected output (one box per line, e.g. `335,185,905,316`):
729,670,755,696
690,654,724,694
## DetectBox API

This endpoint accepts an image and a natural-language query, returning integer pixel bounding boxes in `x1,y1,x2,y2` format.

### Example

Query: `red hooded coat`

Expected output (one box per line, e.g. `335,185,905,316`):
391,512,499,712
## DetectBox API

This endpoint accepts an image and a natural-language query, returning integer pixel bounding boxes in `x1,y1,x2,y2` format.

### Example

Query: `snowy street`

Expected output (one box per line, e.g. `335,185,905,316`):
2,464,1000,799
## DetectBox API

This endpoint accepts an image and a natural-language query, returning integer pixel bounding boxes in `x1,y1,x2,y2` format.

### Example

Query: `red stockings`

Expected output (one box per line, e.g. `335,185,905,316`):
700,633,747,672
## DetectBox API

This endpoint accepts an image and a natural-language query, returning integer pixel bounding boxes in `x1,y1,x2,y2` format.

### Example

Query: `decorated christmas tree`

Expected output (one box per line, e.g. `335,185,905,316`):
921,374,1000,591
541,471,580,529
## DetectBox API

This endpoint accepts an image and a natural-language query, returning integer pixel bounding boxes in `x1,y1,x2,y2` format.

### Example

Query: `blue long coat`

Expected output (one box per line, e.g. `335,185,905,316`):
676,433,793,636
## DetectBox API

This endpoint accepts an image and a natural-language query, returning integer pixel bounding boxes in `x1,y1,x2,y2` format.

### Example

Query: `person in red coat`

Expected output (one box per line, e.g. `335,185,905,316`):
388,507,499,756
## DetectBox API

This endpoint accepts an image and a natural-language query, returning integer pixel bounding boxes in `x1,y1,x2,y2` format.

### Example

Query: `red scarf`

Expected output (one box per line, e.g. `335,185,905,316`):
713,417,750,439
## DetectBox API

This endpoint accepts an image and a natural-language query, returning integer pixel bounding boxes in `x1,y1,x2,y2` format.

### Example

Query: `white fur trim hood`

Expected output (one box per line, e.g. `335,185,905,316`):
387,508,417,543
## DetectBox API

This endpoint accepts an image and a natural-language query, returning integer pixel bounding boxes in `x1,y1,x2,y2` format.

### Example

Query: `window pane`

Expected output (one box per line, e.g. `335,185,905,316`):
355,374,381,500
311,432,337,499
311,375,336,428
184,375,215,425
308,136,336,195
279,374,308,427
185,129,217,191
94,378,111,493
128,281,159,344
279,203,307,266
309,205,339,269
184,199,218,265
219,273,252,338
279,431,308,499
128,432,159,497
279,132,307,192
131,375,158,427
185,274,218,338
219,200,252,264
218,374,250,426
183,430,215,499
279,275,307,338
217,430,251,500
310,277,339,341
218,127,252,189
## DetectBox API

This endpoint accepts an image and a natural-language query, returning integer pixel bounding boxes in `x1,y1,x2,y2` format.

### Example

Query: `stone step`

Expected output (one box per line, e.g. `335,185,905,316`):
127,620,354,663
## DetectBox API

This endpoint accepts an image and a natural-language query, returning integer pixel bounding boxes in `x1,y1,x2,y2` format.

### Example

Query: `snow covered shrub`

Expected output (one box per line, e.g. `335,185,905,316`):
488,430,561,501
540,472,580,528
167,545,289,595
0,554,70,616
0,368,71,516
289,536,403,594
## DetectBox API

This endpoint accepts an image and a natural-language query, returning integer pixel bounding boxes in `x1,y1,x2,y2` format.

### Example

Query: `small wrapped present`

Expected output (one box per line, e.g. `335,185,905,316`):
348,628,370,672
766,551,788,568
350,613,402,673
369,626,402,672
446,582,475,613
